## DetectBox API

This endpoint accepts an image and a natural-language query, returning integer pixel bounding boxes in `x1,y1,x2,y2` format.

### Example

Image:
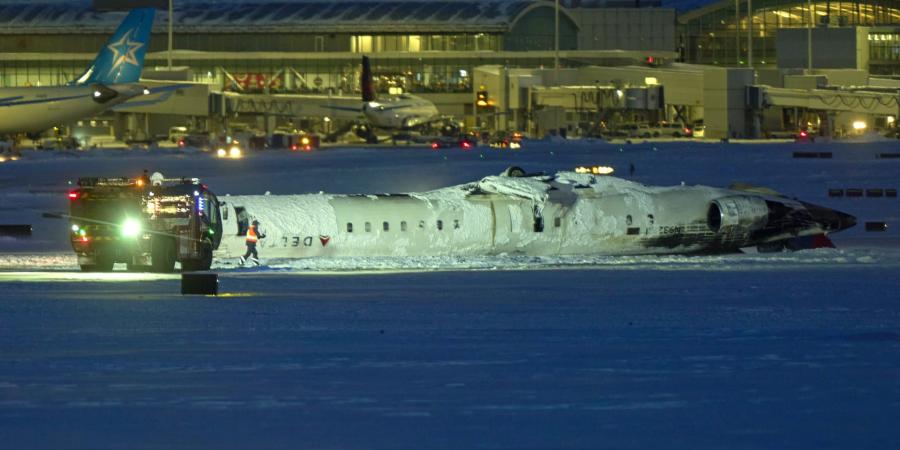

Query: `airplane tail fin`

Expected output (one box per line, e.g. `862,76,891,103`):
361,56,376,102
72,8,155,86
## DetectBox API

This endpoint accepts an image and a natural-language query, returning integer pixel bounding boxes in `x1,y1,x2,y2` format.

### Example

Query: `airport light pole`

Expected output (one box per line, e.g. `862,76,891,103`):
807,0,813,73
735,0,740,65
747,0,752,68
167,0,173,69
554,0,559,82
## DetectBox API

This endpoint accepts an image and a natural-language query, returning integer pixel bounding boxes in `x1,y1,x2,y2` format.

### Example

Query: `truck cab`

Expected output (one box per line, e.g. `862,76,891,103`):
68,175,222,272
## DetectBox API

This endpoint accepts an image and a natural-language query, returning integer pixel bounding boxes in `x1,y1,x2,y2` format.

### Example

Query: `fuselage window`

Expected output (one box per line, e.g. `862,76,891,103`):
453,219,460,229
347,222,353,233
401,221,407,232
383,221,389,231
626,215,633,226
418,220,425,229
554,217,561,228
365,222,371,232
437,220,443,230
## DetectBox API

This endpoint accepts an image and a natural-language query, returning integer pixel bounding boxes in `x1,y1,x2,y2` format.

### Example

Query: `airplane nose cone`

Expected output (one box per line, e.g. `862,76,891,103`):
804,202,857,232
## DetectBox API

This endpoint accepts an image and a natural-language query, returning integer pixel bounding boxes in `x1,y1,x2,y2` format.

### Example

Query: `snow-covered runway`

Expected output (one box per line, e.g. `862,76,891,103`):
1,265,899,449
1,139,899,448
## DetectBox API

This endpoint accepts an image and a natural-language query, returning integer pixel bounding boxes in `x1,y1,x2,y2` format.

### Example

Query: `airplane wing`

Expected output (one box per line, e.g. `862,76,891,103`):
111,83,193,110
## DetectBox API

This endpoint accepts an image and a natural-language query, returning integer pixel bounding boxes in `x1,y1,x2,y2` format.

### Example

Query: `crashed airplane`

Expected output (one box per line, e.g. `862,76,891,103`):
214,167,856,260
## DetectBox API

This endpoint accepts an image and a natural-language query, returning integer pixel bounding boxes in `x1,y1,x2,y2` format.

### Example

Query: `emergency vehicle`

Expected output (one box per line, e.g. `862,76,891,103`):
68,175,222,272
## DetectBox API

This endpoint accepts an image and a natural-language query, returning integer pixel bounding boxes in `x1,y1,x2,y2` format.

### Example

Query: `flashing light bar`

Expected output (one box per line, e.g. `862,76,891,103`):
575,165,615,175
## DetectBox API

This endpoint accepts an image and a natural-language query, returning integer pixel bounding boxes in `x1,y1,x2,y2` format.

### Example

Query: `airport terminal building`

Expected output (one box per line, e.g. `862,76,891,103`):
1,0,899,141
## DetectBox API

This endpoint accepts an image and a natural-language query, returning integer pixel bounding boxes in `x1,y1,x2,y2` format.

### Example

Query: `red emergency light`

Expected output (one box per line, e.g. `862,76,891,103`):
799,130,808,138
68,191,79,200
431,142,439,150
461,141,471,149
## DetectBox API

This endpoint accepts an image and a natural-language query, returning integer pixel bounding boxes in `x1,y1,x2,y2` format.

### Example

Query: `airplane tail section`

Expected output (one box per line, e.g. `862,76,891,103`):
361,56,376,102
72,8,155,86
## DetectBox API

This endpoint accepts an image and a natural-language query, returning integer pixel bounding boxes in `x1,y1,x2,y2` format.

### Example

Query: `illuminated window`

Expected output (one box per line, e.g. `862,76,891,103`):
352,35,373,53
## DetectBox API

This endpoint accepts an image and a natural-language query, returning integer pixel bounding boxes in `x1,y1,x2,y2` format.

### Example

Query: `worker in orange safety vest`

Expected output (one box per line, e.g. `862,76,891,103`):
239,219,265,266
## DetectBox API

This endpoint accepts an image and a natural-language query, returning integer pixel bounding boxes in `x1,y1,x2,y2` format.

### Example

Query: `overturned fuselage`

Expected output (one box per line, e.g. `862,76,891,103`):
214,169,855,259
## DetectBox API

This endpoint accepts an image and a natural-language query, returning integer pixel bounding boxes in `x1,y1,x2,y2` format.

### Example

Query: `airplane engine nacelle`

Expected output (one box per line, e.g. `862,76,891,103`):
707,195,769,235
91,84,119,104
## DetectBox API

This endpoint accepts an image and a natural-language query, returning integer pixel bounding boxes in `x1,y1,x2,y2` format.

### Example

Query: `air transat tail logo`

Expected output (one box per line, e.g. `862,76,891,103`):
106,30,144,77
319,235,331,247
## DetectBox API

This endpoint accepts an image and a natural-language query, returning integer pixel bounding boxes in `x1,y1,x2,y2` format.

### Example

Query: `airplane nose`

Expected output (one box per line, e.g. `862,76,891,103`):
803,202,857,232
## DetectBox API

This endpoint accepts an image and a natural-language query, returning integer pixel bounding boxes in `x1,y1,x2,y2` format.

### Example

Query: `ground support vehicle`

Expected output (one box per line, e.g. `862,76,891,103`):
68,176,222,272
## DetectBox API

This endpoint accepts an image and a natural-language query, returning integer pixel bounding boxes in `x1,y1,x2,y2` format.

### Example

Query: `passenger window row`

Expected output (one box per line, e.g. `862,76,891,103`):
345,219,460,233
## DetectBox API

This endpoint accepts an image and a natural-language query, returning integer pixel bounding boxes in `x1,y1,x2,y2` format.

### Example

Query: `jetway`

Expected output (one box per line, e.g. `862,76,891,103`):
753,86,900,116
216,92,361,121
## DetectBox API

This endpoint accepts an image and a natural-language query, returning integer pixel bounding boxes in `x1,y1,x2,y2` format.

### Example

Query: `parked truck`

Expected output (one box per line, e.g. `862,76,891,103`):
68,174,222,272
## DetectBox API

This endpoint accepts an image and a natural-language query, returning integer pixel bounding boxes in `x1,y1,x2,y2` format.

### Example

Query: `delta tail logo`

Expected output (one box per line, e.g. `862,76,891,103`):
105,30,144,77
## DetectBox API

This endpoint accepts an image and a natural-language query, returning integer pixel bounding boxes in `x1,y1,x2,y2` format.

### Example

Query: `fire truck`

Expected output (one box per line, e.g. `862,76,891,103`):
68,174,222,272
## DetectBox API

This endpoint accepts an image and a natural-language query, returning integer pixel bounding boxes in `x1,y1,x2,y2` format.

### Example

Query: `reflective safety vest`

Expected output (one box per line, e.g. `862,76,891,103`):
246,225,259,243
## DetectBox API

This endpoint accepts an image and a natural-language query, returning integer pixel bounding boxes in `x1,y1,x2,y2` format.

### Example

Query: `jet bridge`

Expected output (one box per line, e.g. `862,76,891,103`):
754,85,900,116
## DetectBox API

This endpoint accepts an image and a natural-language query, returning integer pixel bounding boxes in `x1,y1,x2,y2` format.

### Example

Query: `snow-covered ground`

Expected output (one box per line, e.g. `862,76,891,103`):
1,139,899,448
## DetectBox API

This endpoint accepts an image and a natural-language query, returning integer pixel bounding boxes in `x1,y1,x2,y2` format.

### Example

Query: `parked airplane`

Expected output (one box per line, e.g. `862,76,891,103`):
0,8,156,136
213,167,856,261
325,56,441,141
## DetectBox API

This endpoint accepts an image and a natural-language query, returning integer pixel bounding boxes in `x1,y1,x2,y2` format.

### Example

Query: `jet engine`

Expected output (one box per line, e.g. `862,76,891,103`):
707,195,769,235
91,84,119,104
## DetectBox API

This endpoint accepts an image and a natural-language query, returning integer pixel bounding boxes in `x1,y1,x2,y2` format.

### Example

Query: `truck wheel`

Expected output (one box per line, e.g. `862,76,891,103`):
182,243,213,272
151,236,176,273
93,254,114,272
80,265,97,272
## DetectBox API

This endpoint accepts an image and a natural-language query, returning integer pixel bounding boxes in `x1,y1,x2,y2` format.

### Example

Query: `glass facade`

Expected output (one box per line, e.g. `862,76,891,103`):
679,0,900,67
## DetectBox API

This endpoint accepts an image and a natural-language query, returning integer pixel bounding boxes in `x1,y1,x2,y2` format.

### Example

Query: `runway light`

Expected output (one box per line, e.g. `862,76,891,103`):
852,121,867,131
121,218,142,238
575,165,615,175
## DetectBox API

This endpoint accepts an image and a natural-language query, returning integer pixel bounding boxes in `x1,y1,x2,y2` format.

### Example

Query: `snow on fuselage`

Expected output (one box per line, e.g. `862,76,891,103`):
213,171,847,259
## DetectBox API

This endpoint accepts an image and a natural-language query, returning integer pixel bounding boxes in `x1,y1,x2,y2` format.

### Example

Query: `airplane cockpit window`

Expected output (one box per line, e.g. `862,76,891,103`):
383,221,389,231
437,220,443,230
347,222,353,233
401,221,407,232
365,222,371,232
235,206,249,236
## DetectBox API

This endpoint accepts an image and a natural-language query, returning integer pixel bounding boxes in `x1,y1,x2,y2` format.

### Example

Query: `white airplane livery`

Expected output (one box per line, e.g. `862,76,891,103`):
0,8,155,135
330,56,440,132
214,167,856,261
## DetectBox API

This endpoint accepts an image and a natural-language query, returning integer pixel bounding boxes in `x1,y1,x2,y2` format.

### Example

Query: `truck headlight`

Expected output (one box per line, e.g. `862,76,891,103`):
229,146,242,158
121,218,142,237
